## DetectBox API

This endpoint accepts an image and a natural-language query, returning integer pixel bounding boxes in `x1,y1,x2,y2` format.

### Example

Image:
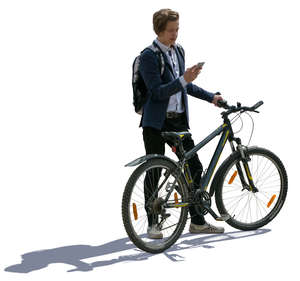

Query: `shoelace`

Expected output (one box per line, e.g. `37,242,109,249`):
206,224,217,231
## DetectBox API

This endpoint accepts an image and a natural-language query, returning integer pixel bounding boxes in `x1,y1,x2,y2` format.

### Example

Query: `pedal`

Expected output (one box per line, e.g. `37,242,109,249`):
204,206,231,222
164,213,171,219
216,214,231,221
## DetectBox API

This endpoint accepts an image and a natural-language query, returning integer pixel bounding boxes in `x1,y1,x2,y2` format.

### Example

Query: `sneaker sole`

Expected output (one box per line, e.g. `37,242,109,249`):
189,228,224,234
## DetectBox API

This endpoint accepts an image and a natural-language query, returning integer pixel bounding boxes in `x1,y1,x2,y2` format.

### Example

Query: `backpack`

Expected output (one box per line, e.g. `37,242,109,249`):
132,42,185,115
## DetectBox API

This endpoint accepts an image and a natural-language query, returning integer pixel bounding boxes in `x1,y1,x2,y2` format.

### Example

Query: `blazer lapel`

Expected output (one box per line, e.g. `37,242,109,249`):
174,46,184,75
162,52,176,78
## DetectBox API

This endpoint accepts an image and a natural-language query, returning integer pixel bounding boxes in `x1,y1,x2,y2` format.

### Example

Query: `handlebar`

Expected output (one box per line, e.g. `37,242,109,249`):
217,99,264,117
252,101,264,110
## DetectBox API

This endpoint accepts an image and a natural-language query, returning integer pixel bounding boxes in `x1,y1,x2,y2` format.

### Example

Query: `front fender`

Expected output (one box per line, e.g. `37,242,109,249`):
125,154,178,167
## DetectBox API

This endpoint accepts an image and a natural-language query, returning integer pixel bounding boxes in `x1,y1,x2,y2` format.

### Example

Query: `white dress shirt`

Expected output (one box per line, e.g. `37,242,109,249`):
155,38,187,113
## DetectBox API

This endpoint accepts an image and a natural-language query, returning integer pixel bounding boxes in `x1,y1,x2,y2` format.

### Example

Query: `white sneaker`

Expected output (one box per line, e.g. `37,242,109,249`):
147,225,163,239
189,222,224,234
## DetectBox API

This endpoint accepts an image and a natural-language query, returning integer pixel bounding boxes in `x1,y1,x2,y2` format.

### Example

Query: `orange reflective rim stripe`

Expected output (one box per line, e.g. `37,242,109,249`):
174,192,179,207
267,194,276,208
228,170,238,184
132,203,138,220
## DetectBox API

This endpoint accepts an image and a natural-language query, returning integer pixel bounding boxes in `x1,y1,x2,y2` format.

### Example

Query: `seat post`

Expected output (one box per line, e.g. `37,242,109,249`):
172,139,186,162
161,131,190,161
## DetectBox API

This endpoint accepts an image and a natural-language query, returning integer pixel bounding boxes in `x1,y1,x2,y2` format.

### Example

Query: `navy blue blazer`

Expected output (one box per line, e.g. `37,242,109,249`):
139,42,215,130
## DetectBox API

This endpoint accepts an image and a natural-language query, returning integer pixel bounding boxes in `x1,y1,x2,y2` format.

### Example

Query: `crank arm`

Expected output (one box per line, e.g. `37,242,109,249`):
204,206,231,221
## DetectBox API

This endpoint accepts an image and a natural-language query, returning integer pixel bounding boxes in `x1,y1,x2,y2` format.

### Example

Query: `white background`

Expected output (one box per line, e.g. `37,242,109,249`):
0,0,299,280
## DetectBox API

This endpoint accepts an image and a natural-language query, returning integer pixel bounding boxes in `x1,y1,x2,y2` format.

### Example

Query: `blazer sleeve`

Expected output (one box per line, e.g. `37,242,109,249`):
186,83,215,103
139,49,184,101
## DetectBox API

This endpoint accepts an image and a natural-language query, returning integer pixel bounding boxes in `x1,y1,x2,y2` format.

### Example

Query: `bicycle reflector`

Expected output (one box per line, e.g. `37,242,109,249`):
174,192,179,206
132,203,138,220
228,170,238,184
267,194,276,208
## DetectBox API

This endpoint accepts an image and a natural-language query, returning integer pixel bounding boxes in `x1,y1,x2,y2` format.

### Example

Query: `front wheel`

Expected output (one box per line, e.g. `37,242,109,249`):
215,147,288,230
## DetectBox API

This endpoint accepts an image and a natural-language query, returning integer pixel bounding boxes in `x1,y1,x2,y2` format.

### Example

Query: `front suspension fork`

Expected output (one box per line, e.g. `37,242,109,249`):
231,140,258,193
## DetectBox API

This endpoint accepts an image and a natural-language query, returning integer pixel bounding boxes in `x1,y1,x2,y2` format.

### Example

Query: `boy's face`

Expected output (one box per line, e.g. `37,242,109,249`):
158,20,179,46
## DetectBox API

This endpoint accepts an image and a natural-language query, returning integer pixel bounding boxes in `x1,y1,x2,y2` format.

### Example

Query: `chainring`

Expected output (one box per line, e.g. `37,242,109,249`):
194,191,211,216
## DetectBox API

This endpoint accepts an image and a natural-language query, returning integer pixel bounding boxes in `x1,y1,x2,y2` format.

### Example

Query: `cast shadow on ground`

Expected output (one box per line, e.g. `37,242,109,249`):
5,229,270,273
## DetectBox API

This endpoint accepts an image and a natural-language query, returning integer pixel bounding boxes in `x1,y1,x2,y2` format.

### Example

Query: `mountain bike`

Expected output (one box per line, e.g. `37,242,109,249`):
121,100,288,254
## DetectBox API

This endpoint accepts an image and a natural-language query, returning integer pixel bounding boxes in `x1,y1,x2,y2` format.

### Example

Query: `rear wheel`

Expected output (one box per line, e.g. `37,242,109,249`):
122,158,189,254
215,147,288,230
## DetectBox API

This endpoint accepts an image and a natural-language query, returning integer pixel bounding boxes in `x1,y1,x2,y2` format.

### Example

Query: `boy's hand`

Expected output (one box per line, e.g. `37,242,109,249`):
183,65,202,83
212,94,223,107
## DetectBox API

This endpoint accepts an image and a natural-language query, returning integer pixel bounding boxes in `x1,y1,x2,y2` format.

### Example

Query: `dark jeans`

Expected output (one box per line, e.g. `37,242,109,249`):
142,113,205,226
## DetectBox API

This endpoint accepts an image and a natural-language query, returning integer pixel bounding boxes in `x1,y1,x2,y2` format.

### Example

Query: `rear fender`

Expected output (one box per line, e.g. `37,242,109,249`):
125,154,178,168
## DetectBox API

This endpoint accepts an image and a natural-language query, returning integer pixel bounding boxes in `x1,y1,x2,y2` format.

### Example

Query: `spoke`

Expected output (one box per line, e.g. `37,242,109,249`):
258,179,281,190
257,173,280,188
253,194,268,217
244,194,252,223
255,156,270,183
259,183,281,189
235,194,248,221
254,195,262,221
224,191,246,206
132,190,145,202
253,194,269,213
252,155,263,184
223,184,244,191
134,216,147,234
225,192,249,213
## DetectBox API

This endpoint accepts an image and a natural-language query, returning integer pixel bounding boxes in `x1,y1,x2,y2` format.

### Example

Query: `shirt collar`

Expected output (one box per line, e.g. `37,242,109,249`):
155,38,175,54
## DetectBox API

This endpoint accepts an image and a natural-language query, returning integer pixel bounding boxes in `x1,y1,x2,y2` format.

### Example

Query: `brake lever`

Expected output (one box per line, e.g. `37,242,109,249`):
245,108,259,113
249,106,260,113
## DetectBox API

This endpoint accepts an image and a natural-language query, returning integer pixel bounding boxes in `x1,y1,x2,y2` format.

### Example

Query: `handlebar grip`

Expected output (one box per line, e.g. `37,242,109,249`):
217,99,229,109
252,100,264,110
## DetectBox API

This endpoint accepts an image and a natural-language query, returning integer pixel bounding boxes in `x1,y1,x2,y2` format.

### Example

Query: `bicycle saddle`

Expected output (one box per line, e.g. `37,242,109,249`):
161,131,191,143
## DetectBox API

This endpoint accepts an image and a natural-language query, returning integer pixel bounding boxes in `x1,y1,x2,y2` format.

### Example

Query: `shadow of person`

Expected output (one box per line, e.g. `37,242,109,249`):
5,237,134,273
5,228,270,273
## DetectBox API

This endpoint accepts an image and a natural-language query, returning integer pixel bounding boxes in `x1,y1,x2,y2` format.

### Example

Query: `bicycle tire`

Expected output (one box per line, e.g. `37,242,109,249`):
215,147,288,230
122,158,189,254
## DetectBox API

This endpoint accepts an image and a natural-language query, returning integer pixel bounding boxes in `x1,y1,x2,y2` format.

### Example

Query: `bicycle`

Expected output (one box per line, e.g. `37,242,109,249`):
121,100,288,254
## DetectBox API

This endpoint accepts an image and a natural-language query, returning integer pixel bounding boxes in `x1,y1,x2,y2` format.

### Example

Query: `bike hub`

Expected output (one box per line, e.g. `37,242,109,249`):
152,197,165,214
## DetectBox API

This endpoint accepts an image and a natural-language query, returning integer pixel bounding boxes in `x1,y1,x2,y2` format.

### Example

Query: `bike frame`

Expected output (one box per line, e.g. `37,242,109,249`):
180,122,231,194
179,116,256,196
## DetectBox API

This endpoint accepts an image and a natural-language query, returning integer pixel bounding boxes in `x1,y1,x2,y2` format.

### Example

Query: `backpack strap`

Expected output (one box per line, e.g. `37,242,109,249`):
141,42,184,76
142,43,165,76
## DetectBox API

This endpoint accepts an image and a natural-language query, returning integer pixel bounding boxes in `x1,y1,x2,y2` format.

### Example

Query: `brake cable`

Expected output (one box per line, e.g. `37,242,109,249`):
244,111,255,146
229,108,255,146
230,113,244,134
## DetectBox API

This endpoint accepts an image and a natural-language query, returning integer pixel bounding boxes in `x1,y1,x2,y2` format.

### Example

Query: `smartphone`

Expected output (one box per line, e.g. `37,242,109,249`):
196,62,205,69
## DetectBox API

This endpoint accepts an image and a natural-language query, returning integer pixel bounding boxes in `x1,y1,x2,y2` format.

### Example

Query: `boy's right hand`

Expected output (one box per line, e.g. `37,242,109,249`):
183,64,202,83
